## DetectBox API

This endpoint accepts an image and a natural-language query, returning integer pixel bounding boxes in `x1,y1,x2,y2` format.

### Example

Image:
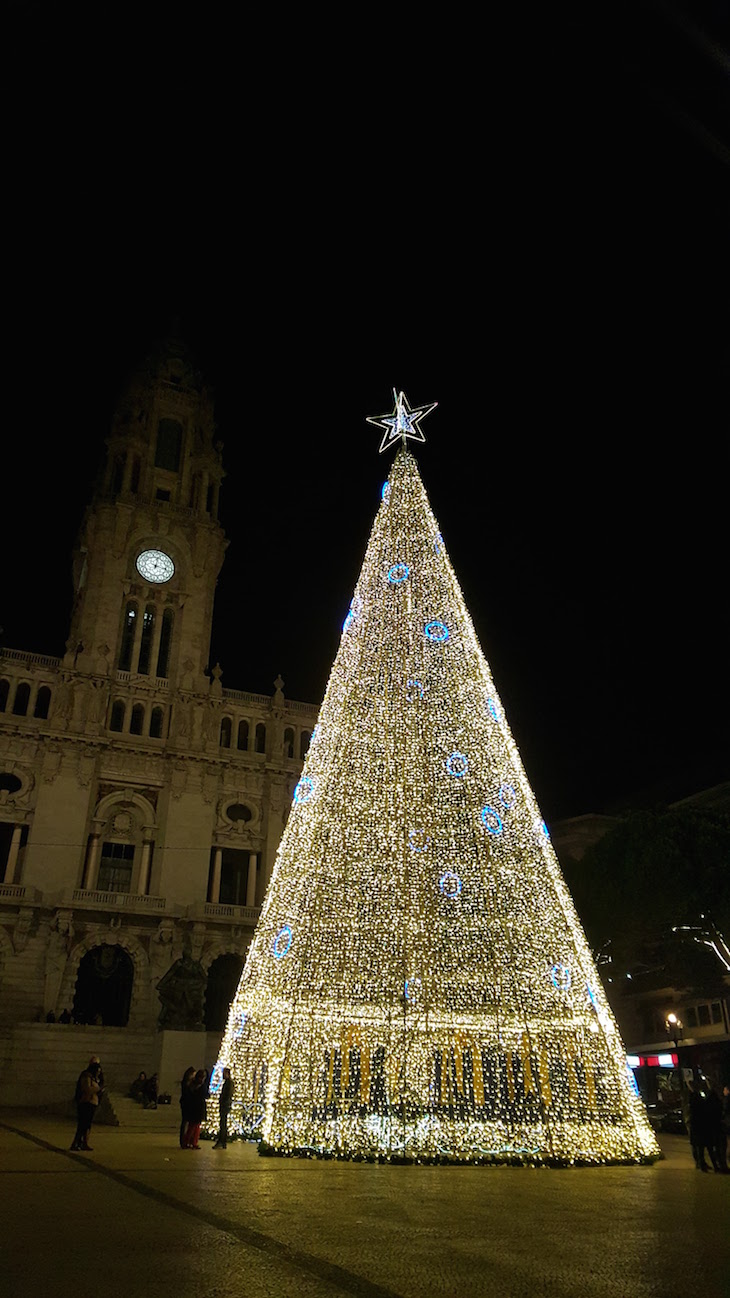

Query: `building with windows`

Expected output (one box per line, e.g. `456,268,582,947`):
0,334,317,1102
552,788,730,1111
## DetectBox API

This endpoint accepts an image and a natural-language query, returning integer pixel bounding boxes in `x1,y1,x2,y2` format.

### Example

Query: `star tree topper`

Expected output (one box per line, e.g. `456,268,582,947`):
366,388,437,454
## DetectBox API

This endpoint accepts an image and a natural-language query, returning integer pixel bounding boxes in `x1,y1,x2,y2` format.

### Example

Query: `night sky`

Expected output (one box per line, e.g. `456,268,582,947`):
3,1,728,823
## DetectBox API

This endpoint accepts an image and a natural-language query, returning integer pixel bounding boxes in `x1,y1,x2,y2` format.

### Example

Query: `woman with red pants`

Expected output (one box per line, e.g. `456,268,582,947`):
183,1069,209,1149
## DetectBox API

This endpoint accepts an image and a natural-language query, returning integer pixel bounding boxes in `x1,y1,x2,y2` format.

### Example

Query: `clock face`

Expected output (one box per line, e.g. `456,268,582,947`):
136,549,175,584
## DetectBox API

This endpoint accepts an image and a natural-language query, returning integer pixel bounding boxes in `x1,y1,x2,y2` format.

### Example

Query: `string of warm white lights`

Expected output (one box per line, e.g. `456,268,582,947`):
207,444,659,1164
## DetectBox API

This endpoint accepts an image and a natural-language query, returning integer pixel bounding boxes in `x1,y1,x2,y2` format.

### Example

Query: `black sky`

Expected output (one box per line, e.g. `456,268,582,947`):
3,1,728,822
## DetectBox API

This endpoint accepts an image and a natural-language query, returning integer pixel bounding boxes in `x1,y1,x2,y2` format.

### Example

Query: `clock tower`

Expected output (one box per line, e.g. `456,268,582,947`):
66,331,227,693
0,326,319,1099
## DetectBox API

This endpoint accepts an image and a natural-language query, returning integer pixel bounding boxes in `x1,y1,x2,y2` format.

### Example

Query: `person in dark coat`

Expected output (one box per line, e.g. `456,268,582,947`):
71,1057,101,1151
179,1066,195,1148
183,1069,209,1149
722,1086,730,1167
212,1068,234,1149
705,1086,727,1173
687,1081,711,1171
129,1072,147,1103
143,1072,159,1109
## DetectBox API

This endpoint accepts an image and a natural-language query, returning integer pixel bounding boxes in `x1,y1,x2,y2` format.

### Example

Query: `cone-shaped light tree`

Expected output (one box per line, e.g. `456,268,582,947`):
209,397,659,1164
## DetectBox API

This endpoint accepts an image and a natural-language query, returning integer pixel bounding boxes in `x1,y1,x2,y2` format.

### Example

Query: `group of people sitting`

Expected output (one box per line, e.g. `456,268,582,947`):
129,1071,160,1109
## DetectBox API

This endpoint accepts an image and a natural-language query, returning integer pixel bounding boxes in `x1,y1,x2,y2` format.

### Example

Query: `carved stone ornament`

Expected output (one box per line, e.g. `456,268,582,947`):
202,771,219,805
13,908,34,954
78,753,97,788
42,748,62,785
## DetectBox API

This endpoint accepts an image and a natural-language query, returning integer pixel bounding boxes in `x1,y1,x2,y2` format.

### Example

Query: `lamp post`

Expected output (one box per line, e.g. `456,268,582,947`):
665,1012,683,1057
665,1013,686,1125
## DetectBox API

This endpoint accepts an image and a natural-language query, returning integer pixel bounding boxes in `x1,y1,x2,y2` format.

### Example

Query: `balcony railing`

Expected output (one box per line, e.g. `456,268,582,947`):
0,884,39,901
221,687,271,707
71,889,167,911
0,647,62,671
114,670,169,690
188,901,261,924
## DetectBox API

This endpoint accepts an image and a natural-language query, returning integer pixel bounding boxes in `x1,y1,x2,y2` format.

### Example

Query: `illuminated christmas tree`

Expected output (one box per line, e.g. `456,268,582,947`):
209,393,659,1164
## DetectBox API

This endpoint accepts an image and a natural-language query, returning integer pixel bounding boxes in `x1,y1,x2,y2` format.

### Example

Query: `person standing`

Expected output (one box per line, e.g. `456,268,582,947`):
71,1057,101,1151
179,1066,195,1148
687,1080,711,1171
213,1069,233,1149
183,1069,209,1149
722,1086,730,1167
706,1085,727,1173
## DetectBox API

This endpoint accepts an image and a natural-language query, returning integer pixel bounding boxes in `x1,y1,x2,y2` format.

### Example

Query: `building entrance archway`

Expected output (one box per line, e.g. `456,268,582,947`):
72,944,134,1026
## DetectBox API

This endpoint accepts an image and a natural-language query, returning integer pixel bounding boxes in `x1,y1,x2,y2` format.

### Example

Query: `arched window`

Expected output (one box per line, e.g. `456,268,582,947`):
155,418,182,471
137,604,155,675
220,716,232,748
149,706,164,739
98,843,135,893
0,679,9,711
204,953,244,1031
255,723,266,754
34,685,52,719
156,608,174,678
109,699,125,732
130,457,141,494
226,803,252,823
130,703,145,735
300,730,311,759
12,683,30,716
237,719,249,751
283,727,295,759
119,601,138,672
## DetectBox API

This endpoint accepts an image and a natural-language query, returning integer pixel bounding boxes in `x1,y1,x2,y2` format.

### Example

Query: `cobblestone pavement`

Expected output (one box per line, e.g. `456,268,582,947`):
1,1112,728,1298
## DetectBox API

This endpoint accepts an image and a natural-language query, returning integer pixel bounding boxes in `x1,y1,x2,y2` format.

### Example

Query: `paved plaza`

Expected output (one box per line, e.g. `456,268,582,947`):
1,1111,728,1298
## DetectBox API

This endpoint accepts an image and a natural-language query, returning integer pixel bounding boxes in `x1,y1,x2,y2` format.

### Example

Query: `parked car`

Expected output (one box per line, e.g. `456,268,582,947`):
646,1104,686,1135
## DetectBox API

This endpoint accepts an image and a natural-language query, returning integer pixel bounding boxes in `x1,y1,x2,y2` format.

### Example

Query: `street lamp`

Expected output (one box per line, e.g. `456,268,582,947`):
665,1013,686,1124
665,1012,683,1050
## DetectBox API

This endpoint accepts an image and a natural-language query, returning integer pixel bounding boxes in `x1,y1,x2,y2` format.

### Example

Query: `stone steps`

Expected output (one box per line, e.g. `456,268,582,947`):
106,1091,179,1130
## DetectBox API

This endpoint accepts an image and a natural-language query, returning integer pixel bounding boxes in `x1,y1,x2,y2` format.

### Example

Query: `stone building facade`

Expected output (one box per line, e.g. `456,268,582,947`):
0,335,317,1100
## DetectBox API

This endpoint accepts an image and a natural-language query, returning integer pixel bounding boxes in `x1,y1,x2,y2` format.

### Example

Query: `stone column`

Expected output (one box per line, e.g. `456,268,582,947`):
137,838,153,896
149,609,164,680
130,607,145,675
84,831,103,891
246,853,258,907
209,847,223,904
3,824,22,883
121,452,134,493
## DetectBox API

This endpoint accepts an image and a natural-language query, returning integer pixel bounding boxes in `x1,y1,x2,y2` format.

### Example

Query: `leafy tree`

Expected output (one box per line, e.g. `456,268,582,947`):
563,806,730,989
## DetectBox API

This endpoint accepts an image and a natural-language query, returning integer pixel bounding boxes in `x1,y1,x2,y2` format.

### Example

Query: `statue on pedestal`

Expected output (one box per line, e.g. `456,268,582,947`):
156,951,207,1031
44,910,75,1016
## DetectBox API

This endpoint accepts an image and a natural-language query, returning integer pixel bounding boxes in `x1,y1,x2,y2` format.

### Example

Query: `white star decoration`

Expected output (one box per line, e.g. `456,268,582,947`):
366,388,438,454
